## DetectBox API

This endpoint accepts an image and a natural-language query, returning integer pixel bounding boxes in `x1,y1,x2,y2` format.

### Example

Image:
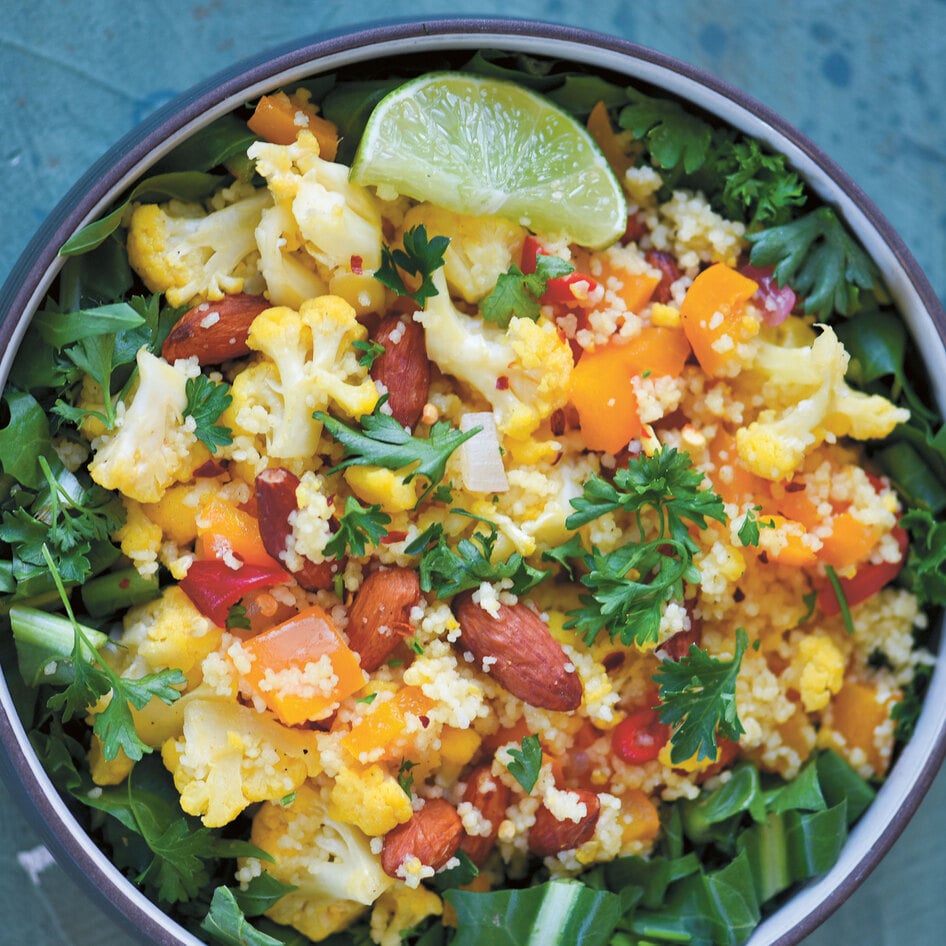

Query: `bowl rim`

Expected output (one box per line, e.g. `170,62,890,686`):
1,15,944,946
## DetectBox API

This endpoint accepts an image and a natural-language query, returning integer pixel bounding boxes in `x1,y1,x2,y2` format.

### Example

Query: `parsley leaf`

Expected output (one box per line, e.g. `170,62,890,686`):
315,399,480,504
184,375,233,453
324,495,391,559
53,332,121,429
397,758,418,796
353,337,385,369
712,138,806,229
737,506,772,547
0,456,125,584
375,225,449,306
562,540,696,647
566,448,727,553
506,733,543,793
480,254,575,327
901,507,946,607
654,628,749,763
619,92,713,175
746,206,878,318
410,517,548,598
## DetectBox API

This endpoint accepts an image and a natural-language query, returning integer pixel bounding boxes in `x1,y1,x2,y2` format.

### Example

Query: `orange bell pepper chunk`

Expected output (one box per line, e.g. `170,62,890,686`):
248,91,339,160
342,685,435,763
770,481,822,530
196,495,282,570
586,101,635,181
569,327,691,454
817,512,882,569
241,605,366,725
827,680,898,776
708,429,770,506
618,788,661,845
757,514,818,567
679,264,759,376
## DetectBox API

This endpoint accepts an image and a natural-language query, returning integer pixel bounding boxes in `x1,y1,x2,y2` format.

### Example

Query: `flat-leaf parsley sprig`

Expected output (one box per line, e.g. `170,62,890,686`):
314,397,480,505
375,224,449,306
654,627,749,764
546,448,726,647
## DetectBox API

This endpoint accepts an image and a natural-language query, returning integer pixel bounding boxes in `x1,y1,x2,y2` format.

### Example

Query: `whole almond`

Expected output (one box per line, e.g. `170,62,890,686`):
371,316,430,427
453,593,582,712
381,798,463,877
255,467,340,591
528,789,600,857
346,567,421,671
162,293,269,365
458,765,510,866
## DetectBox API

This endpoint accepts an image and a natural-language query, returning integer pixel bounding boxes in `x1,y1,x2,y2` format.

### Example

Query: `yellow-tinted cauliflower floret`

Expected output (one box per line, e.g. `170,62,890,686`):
241,780,393,942
788,634,846,713
118,586,222,685
161,697,321,827
328,763,413,836
402,203,526,303
370,883,443,946
225,296,379,465
249,131,385,314
736,324,909,480
88,348,206,503
417,270,573,440
126,183,270,307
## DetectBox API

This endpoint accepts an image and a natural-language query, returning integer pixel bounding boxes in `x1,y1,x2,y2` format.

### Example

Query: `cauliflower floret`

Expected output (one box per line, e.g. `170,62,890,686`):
227,295,379,462
117,585,222,684
126,184,270,307
402,203,525,303
735,325,909,480
249,131,385,314
241,780,393,941
416,269,573,440
328,763,413,836
370,883,443,946
88,348,205,503
786,634,846,713
254,201,328,308
161,697,321,827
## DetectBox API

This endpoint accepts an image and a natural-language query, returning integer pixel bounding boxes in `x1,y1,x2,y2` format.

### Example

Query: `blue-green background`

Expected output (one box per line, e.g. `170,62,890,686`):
2,2,945,944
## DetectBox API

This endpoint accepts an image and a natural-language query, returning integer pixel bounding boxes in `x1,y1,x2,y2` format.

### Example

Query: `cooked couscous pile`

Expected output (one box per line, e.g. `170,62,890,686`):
22,80,935,945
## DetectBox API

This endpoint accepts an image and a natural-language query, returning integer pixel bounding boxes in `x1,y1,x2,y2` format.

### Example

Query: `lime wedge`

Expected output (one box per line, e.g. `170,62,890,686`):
351,73,628,249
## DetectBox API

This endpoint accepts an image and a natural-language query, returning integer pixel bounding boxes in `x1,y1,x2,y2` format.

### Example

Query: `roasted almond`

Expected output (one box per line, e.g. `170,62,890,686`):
255,467,340,592
381,798,463,877
458,764,510,866
371,315,430,427
346,567,421,671
162,293,269,365
453,593,582,712
528,789,600,857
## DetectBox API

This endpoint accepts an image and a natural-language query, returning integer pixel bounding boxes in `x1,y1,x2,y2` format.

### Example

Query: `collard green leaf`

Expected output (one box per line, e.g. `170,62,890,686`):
201,886,286,946
0,389,58,488
446,879,623,946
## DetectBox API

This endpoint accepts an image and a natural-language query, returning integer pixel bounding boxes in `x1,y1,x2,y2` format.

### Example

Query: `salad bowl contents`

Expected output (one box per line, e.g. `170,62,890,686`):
1,19,945,946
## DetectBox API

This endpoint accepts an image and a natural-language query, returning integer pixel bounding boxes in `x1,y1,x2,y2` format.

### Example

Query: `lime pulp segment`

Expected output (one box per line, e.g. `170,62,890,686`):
350,73,628,250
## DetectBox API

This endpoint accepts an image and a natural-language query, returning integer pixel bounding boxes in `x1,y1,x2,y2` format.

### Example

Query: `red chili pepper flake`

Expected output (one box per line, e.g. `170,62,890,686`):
193,458,227,478
496,375,510,390
119,578,131,590
784,481,806,493
381,530,409,545
419,715,430,728
350,255,364,275
733,587,746,602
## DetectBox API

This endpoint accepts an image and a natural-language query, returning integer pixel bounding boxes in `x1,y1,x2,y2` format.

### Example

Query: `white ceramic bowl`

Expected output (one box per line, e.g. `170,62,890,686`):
1,17,944,946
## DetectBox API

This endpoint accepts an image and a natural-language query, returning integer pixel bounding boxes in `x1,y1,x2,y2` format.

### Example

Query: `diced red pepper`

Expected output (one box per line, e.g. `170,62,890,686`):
179,559,288,627
611,707,670,764
818,526,909,616
521,235,599,307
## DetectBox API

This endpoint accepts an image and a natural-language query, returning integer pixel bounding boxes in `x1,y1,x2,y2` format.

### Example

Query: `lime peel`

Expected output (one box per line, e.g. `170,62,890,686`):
351,72,628,250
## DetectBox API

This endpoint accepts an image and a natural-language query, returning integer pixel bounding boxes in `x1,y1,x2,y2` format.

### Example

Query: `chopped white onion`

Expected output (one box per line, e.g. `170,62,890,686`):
459,412,509,493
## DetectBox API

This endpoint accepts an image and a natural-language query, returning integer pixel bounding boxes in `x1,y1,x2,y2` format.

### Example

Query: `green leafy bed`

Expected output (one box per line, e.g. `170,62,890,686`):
1,47,945,946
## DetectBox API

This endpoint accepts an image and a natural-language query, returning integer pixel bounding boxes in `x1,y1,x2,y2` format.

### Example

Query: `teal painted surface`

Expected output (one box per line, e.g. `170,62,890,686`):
1,2,944,944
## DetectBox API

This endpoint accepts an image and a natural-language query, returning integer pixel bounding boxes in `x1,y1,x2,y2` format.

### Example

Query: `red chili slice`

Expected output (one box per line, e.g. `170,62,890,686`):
611,707,670,764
